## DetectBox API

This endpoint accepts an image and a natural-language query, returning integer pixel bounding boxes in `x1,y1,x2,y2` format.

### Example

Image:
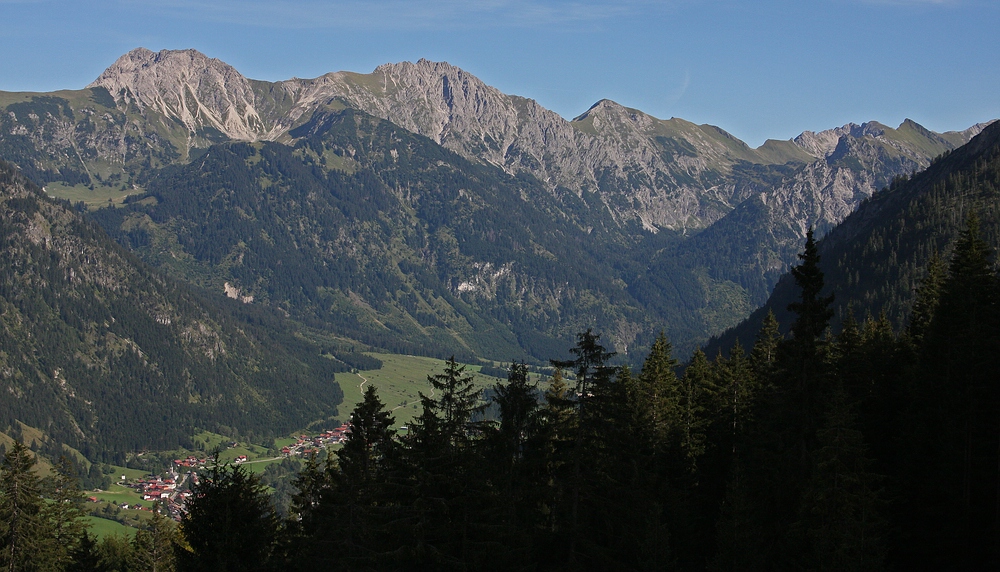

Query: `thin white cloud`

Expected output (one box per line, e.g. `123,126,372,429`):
122,0,673,31
857,0,960,6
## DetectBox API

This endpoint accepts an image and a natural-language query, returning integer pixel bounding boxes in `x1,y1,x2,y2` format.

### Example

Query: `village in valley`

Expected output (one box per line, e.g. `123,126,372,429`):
81,354,496,536
83,421,353,531
276,423,352,458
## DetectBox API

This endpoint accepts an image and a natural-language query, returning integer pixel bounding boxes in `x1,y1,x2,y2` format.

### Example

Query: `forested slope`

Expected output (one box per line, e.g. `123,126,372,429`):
92,108,665,362
0,161,343,459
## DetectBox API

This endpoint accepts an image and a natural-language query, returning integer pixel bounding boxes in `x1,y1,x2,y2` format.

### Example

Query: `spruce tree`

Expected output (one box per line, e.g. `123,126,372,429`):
635,332,681,447
491,362,537,460
0,440,44,572
484,362,543,568
680,349,716,475
750,310,781,381
94,534,140,572
713,342,757,457
782,226,836,452
912,213,1000,567
338,384,397,487
287,386,398,571
788,227,835,348
175,461,280,572
399,357,493,568
65,532,102,572
709,460,767,572
795,388,887,572
906,251,945,344
133,506,179,572
40,456,87,571
411,356,481,452
550,329,616,566
536,367,574,544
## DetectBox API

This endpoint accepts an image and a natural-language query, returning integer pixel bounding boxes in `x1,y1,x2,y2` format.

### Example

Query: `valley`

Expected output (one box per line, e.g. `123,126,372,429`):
1,46,998,570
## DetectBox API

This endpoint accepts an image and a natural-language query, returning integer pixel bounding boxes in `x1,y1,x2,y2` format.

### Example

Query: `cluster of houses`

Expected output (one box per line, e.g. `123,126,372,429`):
131,474,182,501
86,472,194,522
280,423,352,457
172,455,208,469
83,427,359,528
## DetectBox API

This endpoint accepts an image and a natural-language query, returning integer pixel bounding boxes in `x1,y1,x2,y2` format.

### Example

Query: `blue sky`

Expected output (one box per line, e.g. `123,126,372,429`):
1,0,997,146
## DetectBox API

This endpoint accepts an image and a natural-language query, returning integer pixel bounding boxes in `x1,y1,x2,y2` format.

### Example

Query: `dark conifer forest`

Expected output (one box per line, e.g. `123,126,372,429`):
0,160,344,458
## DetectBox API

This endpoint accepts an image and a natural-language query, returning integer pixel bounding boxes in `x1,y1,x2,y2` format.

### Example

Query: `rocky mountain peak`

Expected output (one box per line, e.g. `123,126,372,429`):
793,123,861,157
958,121,995,139
792,121,894,158
87,47,267,141
35,48,992,238
357,58,519,145
572,99,657,133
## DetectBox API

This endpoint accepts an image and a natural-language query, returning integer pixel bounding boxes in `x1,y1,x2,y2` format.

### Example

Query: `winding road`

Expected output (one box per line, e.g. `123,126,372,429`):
354,372,429,412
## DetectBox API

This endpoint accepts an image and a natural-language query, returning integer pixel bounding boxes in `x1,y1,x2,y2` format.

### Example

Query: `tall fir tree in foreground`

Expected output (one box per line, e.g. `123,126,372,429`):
794,387,887,572
40,457,88,571
0,441,43,572
176,461,280,572
906,213,1000,568
287,384,397,571
550,329,617,566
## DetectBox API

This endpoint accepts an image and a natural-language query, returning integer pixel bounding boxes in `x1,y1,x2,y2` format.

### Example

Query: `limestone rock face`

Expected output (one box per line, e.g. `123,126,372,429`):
275,61,772,231
77,49,990,235
88,48,268,141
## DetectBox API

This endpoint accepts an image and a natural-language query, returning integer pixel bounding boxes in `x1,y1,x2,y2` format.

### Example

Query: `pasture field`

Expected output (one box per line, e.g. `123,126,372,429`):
237,457,287,474
84,516,138,539
108,465,152,481
43,181,142,209
93,483,154,508
342,353,505,428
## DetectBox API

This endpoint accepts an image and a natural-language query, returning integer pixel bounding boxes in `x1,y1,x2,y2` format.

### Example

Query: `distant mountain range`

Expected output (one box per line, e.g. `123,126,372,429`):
1,48,993,360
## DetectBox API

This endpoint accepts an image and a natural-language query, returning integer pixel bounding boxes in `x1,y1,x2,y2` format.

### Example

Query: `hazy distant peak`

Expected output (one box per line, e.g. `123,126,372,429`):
793,121,891,157
376,58,463,75
945,120,995,143
366,58,499,104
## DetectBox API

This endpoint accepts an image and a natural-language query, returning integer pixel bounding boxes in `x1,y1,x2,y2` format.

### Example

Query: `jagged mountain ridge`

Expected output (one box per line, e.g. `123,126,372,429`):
81,48,988,233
